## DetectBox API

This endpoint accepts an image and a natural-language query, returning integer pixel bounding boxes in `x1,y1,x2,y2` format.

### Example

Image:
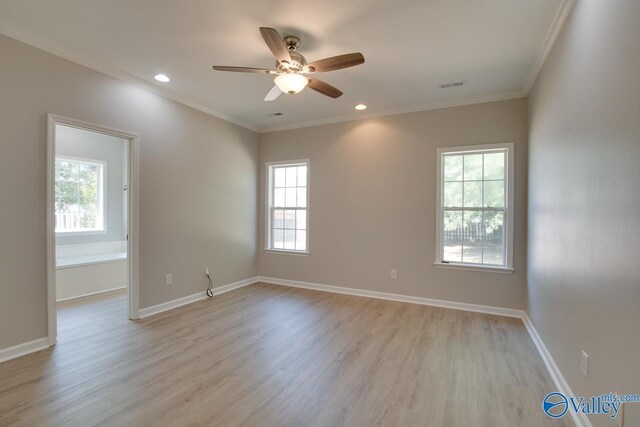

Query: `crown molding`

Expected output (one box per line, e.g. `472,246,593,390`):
523,0,576,94
2,1,567,135
0,22,259,132
257,90,526,133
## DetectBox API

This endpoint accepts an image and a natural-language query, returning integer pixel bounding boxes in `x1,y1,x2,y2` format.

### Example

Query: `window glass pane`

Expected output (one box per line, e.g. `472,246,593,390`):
297,165,307,187
274,188,285,207
284,210,296,229
78,164,99,229
483,180,504,208
296,188,307,208
272,228,284,249
443,182,462,207
57,180,78,207
273,210,284,228
274,168,286,187
295,231,307,251
285,167,297,188
269,162,309,251
483,211,504,265
462,211,483,263
284,229,295,249
443,155,462,181
296,210,307,230
285,188,297,207
439,148,509,267
55,159,102,232
463,181,482,208
442,210,462,262
483,152,504,180
463,154,483,180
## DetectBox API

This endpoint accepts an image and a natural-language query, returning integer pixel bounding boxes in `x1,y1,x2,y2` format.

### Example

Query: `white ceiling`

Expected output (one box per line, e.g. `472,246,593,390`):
0,0,569,132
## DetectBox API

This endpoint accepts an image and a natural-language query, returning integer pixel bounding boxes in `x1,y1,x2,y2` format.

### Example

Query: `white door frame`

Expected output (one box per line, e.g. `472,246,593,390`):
46,114,140,346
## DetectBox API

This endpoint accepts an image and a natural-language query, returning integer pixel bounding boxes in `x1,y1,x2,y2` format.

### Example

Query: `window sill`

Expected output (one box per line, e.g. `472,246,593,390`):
433,262,514,274
265,249,309,256
56,253,127,269
56,229,107,237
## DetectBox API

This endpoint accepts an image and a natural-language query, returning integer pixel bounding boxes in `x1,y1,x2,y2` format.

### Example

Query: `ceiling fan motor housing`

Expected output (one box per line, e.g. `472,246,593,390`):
277,51,307,72
283,35,301,51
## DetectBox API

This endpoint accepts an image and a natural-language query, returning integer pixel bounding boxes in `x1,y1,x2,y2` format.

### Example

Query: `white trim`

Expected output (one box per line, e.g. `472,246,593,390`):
259,91,525,133
258,276,523,318
47,114,141,346
1,0,573,135
433,262,514,274
56,286,127,303
522,313,592,427
265,159,310,253
0,22,531,134
56,254,127,270
264,249,310,256
523,0,576,93
0,23,257,132
138,276,260,319
0,338,50,364
257,275,586,426
435,142,515,270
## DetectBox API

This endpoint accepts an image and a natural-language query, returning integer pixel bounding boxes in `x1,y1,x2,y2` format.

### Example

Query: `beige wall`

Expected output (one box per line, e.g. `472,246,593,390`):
0,35,259,350
259,98,528,309
527,1,640,426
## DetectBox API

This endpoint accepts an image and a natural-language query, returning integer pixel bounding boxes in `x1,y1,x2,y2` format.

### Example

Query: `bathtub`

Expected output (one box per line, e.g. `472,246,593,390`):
55,241,128,302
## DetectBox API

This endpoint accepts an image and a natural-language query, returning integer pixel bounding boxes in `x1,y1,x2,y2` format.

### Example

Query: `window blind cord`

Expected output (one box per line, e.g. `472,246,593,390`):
206,274,214,298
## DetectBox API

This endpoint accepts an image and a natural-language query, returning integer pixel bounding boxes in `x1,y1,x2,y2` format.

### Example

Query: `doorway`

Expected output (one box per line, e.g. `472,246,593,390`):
46,114,139,346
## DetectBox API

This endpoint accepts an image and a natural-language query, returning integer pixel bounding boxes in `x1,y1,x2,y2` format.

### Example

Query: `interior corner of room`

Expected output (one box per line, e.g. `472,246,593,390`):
0,1,638,426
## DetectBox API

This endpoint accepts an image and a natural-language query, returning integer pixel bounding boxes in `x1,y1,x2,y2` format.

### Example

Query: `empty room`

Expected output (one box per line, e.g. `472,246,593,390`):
0,1,638,426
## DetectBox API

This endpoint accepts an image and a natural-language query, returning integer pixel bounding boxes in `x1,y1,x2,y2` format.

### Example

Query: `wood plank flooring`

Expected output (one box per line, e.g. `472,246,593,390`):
0,283,570,427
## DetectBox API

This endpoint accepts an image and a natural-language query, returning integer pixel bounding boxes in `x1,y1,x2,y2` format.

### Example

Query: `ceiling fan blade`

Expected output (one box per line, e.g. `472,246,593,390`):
259,27,291,64
307,78,343,98
264,85,282,101
212,66,275,74
307,53,364,73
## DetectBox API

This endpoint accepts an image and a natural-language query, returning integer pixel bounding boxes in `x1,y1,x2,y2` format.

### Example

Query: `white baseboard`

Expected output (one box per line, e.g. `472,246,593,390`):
258,276,524,318
522,313,592,427
138,276,260,319
1,275,586,427
260,275,588,427
0,337,50,364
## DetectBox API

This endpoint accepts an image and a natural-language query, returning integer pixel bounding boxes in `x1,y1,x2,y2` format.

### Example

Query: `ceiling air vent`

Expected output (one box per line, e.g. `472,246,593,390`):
267,112,284,117
440,81,464,89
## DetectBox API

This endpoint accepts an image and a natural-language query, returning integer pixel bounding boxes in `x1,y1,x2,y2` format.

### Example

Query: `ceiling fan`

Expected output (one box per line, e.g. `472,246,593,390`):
212,27,364,101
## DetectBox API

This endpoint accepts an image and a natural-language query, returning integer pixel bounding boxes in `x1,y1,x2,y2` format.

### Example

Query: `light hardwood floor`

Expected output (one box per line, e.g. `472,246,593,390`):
0,283,570,427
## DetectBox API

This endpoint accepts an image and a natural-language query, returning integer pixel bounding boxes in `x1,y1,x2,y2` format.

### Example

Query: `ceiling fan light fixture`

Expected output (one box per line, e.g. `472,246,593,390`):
274,73,309,94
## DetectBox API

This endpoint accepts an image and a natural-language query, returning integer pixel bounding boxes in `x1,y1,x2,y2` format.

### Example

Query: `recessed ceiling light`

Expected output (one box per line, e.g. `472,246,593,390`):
355,104,367,110
154,74,170,83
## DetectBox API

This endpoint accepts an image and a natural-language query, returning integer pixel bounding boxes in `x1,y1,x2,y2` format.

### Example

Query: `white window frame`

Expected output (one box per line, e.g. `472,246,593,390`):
54,155,107,235
265,159,310,255
434,143,514,273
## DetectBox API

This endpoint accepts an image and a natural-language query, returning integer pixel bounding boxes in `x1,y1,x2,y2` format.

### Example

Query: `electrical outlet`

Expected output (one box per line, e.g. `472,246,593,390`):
580,350,589,377
165,274,173,286
205,268,210,276
390,269,398,279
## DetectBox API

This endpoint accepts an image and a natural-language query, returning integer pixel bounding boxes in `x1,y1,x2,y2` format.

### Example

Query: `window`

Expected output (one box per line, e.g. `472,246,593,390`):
55,157,105,233
266,160,309,253
435,143,514,271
